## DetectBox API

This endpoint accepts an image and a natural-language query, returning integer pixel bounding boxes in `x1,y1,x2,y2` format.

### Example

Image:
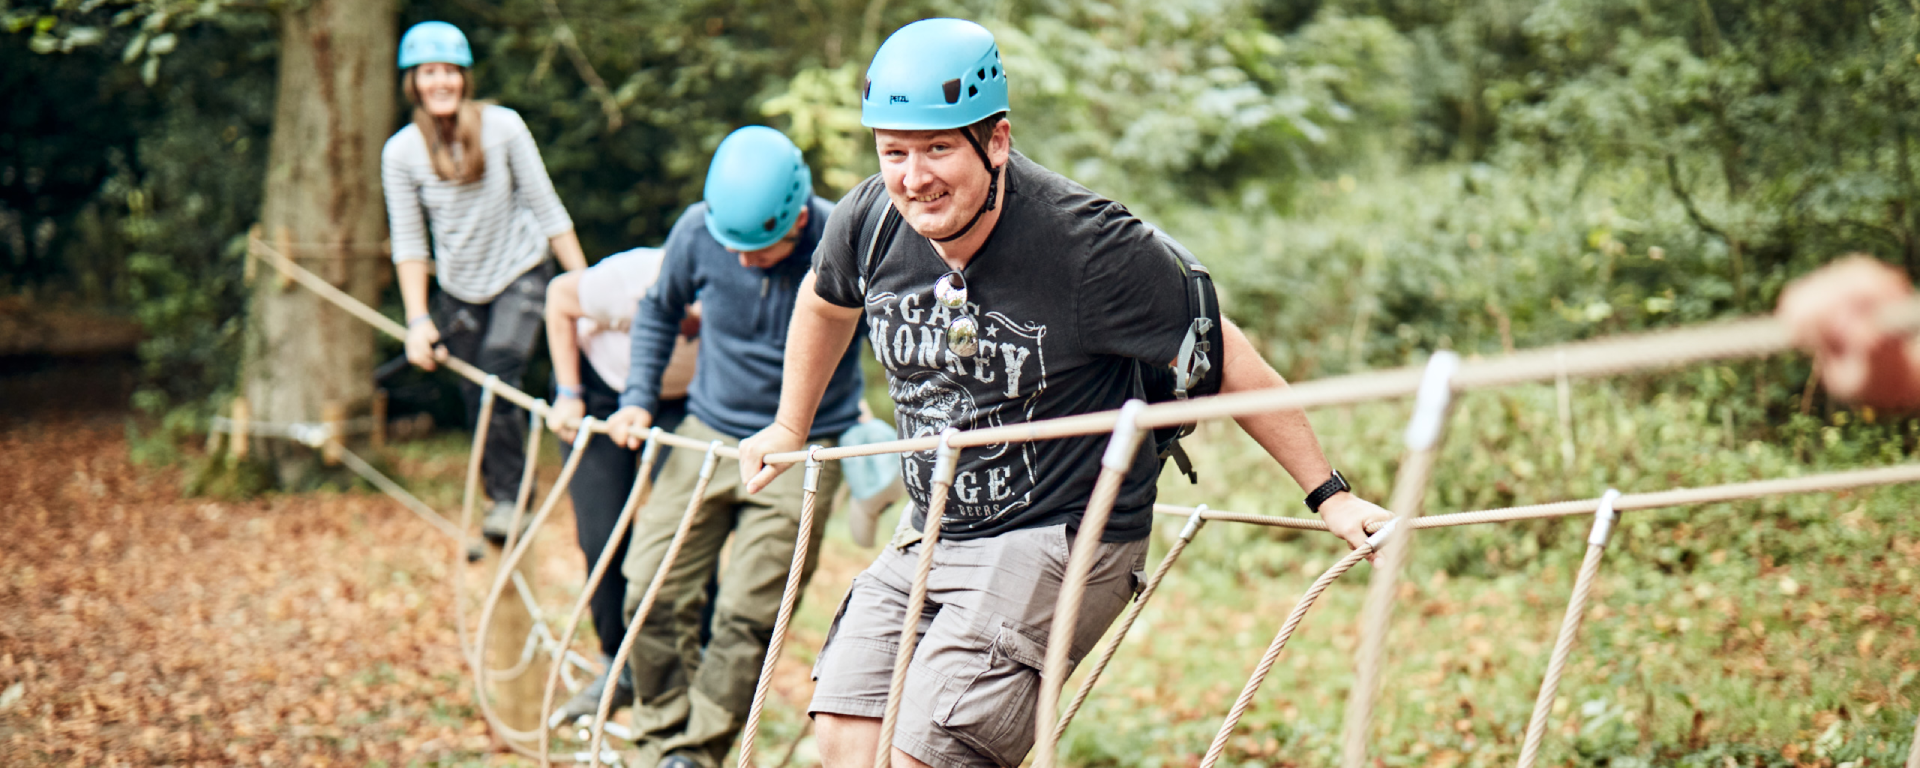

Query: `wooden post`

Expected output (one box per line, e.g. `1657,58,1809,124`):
325,238,349,287
274,225,294,291
371,389,388,449
245,224,262,283
1556,351,1576,472
230,397,252,462
321,400,345,465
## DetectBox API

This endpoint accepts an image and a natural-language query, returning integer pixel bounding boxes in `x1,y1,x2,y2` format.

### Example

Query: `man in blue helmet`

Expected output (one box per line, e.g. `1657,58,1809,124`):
737,18,1394,768
588,126,865,768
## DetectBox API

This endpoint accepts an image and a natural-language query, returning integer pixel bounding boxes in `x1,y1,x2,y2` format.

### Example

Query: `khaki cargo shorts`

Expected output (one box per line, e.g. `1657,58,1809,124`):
808,523,1149,768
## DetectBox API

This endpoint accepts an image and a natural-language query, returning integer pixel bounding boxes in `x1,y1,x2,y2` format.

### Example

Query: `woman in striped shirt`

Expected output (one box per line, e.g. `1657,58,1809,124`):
382,21,588,543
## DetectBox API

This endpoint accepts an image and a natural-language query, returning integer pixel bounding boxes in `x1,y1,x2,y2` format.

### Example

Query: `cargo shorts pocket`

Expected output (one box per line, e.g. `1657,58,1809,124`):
932,621,1048,767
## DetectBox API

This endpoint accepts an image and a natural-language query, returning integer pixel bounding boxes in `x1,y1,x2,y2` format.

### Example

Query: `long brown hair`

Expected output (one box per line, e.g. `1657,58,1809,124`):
402,67,487,184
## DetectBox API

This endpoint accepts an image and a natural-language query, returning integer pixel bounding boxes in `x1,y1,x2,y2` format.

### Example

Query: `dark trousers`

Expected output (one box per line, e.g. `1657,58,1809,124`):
434,263,552,503
561,359,689,658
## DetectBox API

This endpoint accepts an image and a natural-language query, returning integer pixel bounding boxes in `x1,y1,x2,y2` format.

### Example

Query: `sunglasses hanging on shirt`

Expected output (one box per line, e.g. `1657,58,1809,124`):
934,271,978,357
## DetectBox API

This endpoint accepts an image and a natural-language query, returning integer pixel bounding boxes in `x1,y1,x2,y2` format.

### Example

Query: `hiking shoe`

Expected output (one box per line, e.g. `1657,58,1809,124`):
658,753,701,768
551,660,635,727
481,500,530,546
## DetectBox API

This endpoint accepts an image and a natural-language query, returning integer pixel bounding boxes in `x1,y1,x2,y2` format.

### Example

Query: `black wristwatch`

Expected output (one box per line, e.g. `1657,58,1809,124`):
1305,469,1350,514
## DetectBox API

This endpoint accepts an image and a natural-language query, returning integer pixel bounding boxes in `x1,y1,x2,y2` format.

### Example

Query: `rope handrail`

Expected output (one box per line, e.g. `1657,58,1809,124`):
247,235,1920,469
1148,461,1920,533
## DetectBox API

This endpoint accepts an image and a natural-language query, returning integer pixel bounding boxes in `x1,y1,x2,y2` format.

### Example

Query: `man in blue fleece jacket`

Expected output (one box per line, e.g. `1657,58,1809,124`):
600,126,865,768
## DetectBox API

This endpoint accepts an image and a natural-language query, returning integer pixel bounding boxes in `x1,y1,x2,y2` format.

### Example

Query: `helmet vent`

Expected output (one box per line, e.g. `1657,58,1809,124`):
991,66,999,78
942,79,962,104
977,68,986,81
762,216,778,232
968,85,978,98
864,79,872,100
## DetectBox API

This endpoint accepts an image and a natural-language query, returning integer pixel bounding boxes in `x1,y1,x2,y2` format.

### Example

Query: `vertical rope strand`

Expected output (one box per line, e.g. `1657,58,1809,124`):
503,403,547,553
1904,712,1920,768
1340,353,1459,768
588,442,726,768
1034,401,1148,768
737,447,827,768
1516,491,1620,768
539,430,663,767
873,431,961,768
1200,544,1375,768
452,383,500,670
1053,511,1209,741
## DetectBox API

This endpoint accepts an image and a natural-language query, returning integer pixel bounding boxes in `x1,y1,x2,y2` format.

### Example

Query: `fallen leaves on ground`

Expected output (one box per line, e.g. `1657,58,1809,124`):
0,414,486,765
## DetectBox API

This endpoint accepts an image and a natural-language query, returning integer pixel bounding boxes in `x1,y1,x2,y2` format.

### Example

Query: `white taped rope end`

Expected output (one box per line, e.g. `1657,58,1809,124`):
1102,400,1149,471
1365,519,1400,551
804,445,825,492
288,422,331,448
573,417,596,449
698,440,725,479
933,428,961,485
638,427,663,464
1178,505,1209,541
1405,351,1461,451
1588,489,1622,548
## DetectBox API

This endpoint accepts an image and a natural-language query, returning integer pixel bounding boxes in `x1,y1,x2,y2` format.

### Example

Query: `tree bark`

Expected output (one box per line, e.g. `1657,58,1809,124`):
242,0,394,483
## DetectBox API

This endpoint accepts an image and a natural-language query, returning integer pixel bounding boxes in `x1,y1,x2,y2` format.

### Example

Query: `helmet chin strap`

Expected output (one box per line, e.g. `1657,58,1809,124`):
931,129,1001,244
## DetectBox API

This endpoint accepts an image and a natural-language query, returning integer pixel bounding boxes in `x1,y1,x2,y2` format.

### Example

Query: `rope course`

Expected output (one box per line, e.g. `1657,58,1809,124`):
237,236,1920,766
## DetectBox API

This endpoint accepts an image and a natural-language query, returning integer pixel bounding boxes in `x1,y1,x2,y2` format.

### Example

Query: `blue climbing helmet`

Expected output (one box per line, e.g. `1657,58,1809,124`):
861,19,1011,243
398,21,473,69
703,126,814,252
861,18,1009,130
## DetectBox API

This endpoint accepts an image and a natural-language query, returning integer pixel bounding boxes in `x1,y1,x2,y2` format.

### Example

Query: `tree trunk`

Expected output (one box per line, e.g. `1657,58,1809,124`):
241,0,395,483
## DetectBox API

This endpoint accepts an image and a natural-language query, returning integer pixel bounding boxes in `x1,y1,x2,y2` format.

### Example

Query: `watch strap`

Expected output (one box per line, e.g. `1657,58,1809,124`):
1305,469,1350,514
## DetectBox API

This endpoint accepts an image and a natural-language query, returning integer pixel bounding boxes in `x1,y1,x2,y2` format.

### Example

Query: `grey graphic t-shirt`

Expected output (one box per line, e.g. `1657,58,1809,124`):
813,151,1194,543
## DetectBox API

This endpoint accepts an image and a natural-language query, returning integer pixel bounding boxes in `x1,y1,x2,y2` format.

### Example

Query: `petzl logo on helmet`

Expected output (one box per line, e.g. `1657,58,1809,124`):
890,95,910,104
